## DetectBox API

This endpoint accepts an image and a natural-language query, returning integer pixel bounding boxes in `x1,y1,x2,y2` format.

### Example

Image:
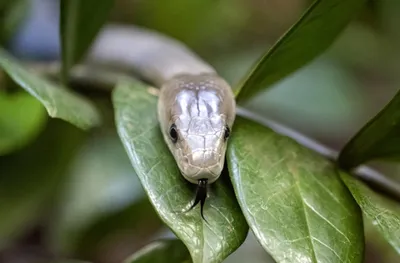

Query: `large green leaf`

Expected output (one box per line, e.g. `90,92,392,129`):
234,0,366,102
60,0,114,81
113,81,248,263
340,172,400,253
227,116,364,263
0,119,86,249
0,48,101,129
122,239,191,263
0,91,46,155
338,90,400,169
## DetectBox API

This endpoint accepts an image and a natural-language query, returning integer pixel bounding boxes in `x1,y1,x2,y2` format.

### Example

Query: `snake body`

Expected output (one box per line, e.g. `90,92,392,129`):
89,25,236,217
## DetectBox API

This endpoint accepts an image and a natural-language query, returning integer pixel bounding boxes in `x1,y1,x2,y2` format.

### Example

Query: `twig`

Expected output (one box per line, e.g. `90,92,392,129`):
27,62,400,202
237,107,400,202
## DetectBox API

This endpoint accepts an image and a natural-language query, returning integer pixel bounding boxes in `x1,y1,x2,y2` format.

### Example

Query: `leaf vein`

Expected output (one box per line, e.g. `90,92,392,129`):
312,237,343,262
305,201,351,243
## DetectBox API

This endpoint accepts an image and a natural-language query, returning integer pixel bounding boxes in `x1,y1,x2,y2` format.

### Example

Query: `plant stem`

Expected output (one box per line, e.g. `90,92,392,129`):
28,61,400,202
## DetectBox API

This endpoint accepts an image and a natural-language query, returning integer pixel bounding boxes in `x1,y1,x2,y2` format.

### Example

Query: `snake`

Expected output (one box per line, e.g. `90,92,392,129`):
88,24,236,219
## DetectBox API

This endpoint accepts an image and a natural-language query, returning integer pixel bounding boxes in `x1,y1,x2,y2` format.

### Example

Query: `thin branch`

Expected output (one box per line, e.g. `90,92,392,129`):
27,61,400,202
237,107,400,202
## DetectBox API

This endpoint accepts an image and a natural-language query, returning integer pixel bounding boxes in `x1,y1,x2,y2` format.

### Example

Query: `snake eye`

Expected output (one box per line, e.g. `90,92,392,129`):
224,126,230,141
169,124,178,143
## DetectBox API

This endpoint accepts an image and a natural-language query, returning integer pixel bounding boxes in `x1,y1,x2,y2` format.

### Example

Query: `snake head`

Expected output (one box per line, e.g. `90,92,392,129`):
158,74,236,184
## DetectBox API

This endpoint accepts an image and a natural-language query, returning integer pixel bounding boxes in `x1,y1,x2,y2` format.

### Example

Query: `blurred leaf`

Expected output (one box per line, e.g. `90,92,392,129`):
380,0,400,42
0,0,29,44
130,0,247,52
340,172,400,253
338,90,400,169
227,116,364,263
235,0,366,102
220,55,364,141
0,91,46,155
113,81,248,263
122,239,191,263
75,198,163,261
60,0,114,82
50,132,161,257
0,119,86,249
0,48,101,129
327,22,392,71
364,216,400,263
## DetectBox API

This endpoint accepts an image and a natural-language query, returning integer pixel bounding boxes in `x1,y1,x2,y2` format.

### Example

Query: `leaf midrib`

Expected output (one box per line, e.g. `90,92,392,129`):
292,171,318,263
235,0,323,99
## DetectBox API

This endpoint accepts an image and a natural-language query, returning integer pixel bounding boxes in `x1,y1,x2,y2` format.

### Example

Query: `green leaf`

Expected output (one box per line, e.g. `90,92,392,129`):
122,239,191,263
338,90,400,169
340,171,400,253
364,216,400,262
227,116,364,263
113,81,248,263
0,91,46,155
0,119,86,249
0,48,101,129
234,0,366,102
60,0,114,81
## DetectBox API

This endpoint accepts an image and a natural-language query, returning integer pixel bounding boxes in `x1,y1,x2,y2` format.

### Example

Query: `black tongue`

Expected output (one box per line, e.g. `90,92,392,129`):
187,179,208,221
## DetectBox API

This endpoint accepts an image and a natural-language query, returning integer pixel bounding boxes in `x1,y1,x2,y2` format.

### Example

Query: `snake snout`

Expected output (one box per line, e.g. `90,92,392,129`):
188,149,220,168
180,149,224,184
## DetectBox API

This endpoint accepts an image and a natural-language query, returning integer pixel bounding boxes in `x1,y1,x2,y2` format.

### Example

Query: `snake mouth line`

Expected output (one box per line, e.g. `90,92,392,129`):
186,178,208,221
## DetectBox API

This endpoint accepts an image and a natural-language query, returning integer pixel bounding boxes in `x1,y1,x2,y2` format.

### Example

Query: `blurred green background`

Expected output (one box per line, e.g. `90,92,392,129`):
1,0,400,262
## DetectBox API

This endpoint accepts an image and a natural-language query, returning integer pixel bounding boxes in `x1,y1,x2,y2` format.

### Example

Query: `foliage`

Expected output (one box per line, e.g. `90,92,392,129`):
0,48,101,129
0,119,86,249
60,0,114,82
113,81,248,263
234,0,367,101
227,117,364,262
0,90,46,155
0,0,29,44
338,90,400,169
340,172,400,253
0,0,399,263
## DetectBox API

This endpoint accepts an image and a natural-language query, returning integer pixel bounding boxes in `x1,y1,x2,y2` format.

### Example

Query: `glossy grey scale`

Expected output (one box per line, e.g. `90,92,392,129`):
157,73,236,184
